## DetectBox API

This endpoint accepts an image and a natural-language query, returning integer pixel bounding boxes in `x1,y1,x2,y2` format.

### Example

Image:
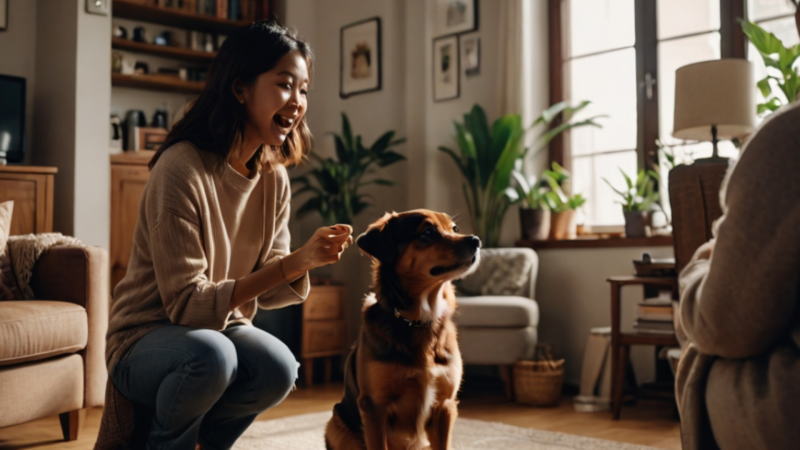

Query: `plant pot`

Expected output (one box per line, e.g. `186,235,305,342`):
519,208,550,241
623,210,648,238
549,210,576,240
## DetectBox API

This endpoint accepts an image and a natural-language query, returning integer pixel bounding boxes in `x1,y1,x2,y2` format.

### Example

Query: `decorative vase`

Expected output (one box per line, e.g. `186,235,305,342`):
623,210,648,238
519,208,551,241
549,210,576,240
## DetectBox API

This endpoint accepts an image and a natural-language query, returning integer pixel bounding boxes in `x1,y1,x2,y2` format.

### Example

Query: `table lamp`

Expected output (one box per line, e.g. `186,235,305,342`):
673,59,756,162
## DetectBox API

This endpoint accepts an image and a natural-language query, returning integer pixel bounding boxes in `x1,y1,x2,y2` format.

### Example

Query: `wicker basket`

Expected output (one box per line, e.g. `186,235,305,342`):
513,358,565,406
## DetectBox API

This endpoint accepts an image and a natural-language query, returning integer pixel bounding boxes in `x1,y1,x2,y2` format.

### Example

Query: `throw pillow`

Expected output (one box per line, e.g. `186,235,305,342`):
0,201,23,299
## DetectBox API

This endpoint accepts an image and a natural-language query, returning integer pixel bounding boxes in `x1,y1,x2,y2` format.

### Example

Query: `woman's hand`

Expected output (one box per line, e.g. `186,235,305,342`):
281,224,353,280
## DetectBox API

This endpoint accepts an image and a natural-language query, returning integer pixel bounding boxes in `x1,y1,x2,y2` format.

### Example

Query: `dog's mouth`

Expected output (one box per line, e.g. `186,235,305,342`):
430,255,477,276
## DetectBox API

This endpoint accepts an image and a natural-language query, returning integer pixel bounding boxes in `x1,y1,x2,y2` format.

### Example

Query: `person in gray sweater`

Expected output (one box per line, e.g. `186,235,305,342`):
675,101,800,449
101,22,352,449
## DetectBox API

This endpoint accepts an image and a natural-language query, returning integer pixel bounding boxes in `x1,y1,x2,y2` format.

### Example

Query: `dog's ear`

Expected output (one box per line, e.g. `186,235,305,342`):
356,226,393,262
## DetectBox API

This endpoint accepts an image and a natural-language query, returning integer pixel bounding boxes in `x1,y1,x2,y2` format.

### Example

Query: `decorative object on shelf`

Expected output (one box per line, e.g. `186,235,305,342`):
433,0,478,38
111,51,123,73
541,162,586,240
433,35,459,101
151,109,168,128
113,25,128,39
673,59,755,162
110,114,123,151
740,20,800,116
123,109,147,151
85,0,110,16
132,25,147,43
603,168,661,238
154,30,173,46
461,34,480,77
0,0,6,31
292,113,406,225
340,17,382,99
133,61,150,75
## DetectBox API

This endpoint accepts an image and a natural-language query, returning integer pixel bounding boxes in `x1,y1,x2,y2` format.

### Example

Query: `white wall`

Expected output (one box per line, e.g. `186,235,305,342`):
0,0,37,164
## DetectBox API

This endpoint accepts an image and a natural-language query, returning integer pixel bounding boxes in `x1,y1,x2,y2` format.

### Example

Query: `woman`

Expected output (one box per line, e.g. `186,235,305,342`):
103,21,352,449
675,101,800,449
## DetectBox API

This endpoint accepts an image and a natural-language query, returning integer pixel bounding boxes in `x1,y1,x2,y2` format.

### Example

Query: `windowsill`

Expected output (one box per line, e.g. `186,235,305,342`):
516,234,673,250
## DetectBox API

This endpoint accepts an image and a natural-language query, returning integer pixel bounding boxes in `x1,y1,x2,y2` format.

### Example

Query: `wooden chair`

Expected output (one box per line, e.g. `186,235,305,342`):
607,160,729,420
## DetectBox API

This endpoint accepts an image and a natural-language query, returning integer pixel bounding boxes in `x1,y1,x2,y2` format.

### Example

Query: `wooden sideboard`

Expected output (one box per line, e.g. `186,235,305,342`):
0,165,57,235
110,151,153,289
301,284,346,385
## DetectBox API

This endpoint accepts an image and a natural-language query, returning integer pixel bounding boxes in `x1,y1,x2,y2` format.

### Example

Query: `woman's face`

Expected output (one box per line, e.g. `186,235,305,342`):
240,50,309,147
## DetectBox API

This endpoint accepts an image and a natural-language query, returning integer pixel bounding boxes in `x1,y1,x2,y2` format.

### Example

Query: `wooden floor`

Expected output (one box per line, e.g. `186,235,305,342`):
0,382,680,449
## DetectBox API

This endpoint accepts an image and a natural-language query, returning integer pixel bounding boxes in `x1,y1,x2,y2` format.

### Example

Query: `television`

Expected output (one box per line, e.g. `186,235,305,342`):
0,74,25,163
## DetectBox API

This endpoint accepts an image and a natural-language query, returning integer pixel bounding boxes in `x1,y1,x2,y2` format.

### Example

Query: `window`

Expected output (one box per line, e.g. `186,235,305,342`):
549,0,794,228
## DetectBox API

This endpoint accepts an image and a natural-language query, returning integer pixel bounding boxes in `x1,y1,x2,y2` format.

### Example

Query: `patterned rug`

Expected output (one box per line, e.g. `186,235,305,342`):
235,411,657,449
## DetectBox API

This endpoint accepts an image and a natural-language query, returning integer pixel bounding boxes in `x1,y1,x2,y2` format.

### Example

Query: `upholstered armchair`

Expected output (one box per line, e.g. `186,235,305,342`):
0,246,109,440
455,247,540,396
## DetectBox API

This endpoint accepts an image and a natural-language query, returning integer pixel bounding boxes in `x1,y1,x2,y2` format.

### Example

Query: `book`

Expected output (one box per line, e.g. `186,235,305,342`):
633,318,675,334
637,303,673,321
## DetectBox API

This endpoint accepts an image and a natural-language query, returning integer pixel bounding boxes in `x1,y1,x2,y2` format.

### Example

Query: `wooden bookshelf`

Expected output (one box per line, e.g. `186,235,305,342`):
112,73,205,94
113,0,250,33
112,37,216,62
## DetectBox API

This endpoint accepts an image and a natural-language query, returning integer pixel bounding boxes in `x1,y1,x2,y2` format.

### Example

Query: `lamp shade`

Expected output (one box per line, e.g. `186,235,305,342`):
673,59,756,141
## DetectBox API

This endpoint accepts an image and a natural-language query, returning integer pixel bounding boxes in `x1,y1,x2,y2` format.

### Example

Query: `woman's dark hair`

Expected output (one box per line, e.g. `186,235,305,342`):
149,21,313,170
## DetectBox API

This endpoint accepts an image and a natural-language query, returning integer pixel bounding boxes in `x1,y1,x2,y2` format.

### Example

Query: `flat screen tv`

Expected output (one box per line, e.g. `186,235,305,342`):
0,74,25,163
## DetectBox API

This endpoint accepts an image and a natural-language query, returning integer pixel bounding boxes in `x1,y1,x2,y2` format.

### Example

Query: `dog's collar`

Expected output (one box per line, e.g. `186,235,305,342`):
393,308,432,328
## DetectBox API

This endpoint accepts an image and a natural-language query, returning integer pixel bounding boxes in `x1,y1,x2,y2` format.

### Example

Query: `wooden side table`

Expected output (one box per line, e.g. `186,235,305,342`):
301,284,346,386
0,165,57,234
607,275,678,420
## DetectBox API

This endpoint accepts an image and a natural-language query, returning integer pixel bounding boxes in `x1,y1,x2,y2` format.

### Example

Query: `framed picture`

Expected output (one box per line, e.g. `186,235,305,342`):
433,0,478,38
433,36,459,102
0,0,7,31
461,35,480,77
340,17,382,98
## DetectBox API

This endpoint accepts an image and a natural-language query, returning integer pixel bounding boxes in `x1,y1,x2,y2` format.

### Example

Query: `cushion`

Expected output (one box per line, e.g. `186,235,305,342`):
0,201,22,300
0,300,88,366
456,248,536,297
455,295,539,328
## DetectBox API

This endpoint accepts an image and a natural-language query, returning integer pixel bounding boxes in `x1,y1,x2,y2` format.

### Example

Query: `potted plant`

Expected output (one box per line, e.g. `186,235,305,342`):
439,102,603,247
540,162,586,240
509,101,603,242
602,168,660,238
740,19,800,115
292,113,406,225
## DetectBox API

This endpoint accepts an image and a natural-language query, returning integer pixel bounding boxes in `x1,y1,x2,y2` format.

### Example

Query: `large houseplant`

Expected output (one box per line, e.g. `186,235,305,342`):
292,113,406,225
741,19,800,115
603,168,660,238
439,102,602,246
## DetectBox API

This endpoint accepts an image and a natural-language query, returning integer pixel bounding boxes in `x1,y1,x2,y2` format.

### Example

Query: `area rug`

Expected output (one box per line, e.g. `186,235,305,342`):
235,411,657,449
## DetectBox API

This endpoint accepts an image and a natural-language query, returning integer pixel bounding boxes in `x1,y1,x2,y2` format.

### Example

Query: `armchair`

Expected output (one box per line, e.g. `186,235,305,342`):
455,248,540,396
0,245,109,440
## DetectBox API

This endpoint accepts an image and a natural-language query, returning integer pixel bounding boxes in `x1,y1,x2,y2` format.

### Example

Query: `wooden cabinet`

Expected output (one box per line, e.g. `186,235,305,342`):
110,151,152,289
0,165,56,235
301,284,346,385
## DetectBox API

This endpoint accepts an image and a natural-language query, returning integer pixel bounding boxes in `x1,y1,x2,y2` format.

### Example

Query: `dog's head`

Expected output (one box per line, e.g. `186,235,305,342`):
356,209,481,290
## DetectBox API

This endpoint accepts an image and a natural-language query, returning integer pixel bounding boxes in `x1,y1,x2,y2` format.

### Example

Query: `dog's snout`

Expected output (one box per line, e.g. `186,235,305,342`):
465,235,481,250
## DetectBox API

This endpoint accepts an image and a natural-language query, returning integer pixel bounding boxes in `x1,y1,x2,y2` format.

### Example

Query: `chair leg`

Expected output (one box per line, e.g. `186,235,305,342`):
498,365,515,400
611,345,628,420
59,409,81,441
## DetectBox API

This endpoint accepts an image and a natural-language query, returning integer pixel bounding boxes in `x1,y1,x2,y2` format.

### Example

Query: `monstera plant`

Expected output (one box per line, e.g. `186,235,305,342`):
292,113,406,225
741,19,800,115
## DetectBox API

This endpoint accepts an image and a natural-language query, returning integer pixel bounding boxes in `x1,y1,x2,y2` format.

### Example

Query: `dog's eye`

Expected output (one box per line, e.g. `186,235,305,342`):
452,225,459,232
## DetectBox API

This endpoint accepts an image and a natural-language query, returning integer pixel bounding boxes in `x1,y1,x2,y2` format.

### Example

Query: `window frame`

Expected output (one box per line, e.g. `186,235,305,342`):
547,0,747,176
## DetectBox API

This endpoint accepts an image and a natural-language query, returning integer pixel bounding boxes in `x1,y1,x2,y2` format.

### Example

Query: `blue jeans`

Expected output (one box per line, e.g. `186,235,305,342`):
111,324,299,450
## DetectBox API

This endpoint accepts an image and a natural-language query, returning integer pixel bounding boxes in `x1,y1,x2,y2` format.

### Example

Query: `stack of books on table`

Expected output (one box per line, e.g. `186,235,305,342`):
633,297,674,334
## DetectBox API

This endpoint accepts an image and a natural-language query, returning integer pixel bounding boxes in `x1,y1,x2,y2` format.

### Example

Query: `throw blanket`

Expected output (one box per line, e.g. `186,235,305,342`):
6,233,83,299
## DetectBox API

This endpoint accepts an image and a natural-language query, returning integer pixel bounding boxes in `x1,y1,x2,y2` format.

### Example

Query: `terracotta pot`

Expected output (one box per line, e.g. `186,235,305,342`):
549,210,576,240
623,210,648,238
519,208,551,241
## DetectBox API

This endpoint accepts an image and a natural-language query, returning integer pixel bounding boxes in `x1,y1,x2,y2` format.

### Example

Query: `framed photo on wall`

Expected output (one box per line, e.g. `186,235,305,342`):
340,17,382,98
433,0,478,38
0,0,7,31
433,36,459,102
461,34,480,77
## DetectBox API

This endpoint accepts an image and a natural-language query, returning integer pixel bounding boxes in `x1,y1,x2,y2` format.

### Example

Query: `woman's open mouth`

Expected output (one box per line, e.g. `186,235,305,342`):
273,114,295,130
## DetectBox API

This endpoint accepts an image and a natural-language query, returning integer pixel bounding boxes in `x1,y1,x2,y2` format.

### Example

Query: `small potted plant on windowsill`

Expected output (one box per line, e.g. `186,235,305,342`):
603,168,660,238
541,162,586,240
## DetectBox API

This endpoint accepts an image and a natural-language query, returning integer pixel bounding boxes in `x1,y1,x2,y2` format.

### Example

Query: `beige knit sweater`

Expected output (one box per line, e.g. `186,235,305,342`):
675,103,800,449
106,142,309,375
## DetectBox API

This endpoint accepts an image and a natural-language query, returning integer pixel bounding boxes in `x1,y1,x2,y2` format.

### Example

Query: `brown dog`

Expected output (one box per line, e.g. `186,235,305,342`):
324,209,480,450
